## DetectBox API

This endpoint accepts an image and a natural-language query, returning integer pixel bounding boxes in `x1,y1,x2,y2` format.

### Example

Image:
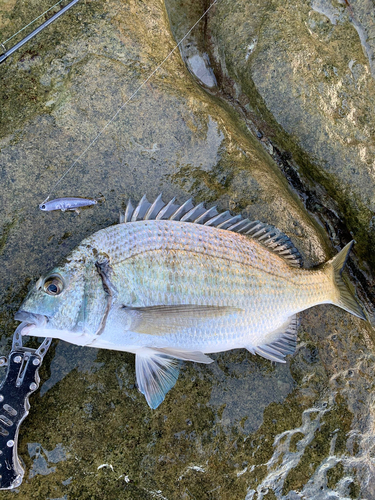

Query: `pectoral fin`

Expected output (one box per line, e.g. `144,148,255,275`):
124,304,242,335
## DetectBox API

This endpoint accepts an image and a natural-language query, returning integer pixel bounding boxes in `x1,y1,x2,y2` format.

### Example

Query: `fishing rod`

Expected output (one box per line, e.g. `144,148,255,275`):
0,0,81,64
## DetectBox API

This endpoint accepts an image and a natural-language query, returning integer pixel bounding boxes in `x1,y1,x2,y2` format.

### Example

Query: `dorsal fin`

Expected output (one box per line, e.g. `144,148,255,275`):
119,195,303,267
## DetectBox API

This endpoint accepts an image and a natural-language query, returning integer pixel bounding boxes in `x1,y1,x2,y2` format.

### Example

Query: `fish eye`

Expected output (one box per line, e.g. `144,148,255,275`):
43,275,64,296
41,204,46,210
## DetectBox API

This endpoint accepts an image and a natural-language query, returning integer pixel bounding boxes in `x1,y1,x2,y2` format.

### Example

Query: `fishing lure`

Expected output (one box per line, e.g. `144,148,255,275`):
39,197,97,213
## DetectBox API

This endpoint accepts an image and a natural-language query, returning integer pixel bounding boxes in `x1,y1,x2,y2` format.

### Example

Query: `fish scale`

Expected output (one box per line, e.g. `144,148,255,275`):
88,220,328,312
16,195,366,409
84,221,332,350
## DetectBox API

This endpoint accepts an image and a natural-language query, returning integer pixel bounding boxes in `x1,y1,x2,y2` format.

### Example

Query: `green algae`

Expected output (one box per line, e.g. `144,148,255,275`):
326,462,344,490
282,395,353,494
0,215,18,255
289,432,305,453
0,0,104,136
0,338,364,499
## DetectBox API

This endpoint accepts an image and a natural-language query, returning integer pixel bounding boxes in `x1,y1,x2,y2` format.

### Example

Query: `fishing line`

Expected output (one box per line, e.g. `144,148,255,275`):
1,0,65,46
41,0,218,203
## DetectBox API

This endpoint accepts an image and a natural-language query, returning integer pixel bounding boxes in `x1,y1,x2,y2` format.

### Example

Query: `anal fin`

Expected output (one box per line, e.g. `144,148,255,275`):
253,346,287,363
247,315,299,364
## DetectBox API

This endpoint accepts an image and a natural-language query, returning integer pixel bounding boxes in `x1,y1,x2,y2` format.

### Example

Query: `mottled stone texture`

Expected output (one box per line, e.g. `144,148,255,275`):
0,0,374,498
204,0,375,294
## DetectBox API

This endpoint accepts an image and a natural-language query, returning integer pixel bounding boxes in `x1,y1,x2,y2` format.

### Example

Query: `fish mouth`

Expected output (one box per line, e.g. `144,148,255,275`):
14,310,48,327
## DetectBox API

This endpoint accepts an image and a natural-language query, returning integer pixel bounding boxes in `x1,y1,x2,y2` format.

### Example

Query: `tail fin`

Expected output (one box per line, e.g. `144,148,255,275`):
326,241,366,320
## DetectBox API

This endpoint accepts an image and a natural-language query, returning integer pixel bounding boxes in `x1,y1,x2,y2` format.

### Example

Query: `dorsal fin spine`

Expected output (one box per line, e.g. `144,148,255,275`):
169,198,194,220
181,203,205,222
194,206,218,224
228,220,249,232
131,194,148,221
217,214,242,229
238,221,256,233
145,193,164,220
155,197,177,220
204,211,230,226
125,199,134,222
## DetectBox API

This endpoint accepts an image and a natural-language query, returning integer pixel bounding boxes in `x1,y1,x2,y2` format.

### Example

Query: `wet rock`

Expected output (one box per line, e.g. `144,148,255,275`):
204,0,375,299
186,51,217,88
165,0,218,88
0,0,373,499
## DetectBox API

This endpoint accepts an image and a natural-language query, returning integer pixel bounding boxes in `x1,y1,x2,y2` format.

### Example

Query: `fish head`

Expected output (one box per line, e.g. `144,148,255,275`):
15,254,89,336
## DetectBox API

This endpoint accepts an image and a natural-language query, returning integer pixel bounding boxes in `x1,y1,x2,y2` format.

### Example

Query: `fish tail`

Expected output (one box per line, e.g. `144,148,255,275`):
325,241,366,320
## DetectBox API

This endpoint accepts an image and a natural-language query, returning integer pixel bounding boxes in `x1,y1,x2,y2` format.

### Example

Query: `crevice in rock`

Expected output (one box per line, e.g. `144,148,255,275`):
164,0,375,324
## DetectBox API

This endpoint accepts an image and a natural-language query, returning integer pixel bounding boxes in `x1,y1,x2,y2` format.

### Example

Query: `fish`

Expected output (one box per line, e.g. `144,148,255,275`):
15,194,366,409
39,197,97,213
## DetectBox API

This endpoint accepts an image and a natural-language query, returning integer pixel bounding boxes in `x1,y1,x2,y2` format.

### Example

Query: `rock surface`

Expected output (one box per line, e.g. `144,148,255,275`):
0,0,374,498
203,0,375,306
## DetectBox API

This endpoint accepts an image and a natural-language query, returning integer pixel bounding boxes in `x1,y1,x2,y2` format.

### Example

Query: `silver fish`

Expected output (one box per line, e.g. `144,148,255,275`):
16,194,365,408
39,197,97,213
